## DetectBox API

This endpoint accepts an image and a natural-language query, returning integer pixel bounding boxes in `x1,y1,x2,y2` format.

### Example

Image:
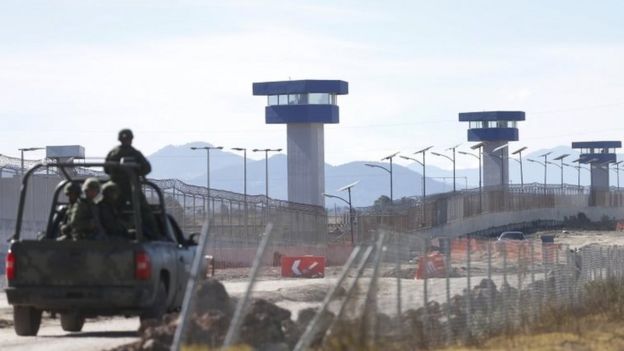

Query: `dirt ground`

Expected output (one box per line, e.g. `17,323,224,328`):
540,229,624,249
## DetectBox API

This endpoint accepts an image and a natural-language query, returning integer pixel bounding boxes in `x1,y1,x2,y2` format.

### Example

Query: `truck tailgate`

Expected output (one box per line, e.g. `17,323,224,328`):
10,240,137,286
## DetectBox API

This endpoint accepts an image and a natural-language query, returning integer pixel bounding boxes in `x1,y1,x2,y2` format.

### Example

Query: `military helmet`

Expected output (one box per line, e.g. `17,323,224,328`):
101,181,120,197
63,182,81,195
82,177,101,192
118,128,134,141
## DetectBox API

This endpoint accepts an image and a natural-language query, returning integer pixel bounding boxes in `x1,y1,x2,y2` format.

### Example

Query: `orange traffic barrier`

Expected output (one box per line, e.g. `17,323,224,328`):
415,251,446,279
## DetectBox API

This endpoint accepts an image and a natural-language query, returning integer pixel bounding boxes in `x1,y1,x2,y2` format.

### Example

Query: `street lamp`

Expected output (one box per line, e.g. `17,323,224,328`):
252,148,282,212
611,161,622,190
365,152,399,202
190,145,223,216
399,155,423,198
458,148,482,211
511,146,527,190
528,157,548,194
414,146,433,200
232,147,248,234
404,146,433,222
492,144,509,188
552,154,569,190
431,145,459,192
323,180,359,245
546,160,564,189
18,147,44,175
564,160,589,190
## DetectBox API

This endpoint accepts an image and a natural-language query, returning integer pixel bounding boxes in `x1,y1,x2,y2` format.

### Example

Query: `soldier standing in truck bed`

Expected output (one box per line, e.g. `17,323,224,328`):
105,129,160,238
104,129,151,197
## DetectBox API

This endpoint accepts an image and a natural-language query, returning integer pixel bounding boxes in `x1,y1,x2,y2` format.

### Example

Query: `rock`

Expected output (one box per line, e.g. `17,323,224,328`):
194,279,233,316
240,299,292,347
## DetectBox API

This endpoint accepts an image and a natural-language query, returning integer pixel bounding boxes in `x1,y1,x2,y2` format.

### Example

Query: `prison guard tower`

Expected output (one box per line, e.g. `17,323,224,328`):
252,80,349,207
571,141,621,205
459,111,525,188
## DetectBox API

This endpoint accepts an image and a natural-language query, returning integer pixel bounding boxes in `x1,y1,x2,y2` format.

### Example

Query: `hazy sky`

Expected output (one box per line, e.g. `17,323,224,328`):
1,1,623,169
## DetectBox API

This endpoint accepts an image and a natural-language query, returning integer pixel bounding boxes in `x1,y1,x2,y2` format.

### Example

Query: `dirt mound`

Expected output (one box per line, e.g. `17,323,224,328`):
109,279,311,351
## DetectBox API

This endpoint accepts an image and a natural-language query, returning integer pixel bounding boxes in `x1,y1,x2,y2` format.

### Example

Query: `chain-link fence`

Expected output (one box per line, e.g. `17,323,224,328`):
172,224,624,350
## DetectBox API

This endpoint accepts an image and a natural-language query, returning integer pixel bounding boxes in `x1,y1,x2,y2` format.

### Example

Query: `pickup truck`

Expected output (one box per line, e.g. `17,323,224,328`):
4,162,197,336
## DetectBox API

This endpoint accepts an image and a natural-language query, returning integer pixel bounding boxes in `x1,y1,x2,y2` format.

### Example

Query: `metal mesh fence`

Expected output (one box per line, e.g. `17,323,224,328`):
174,225,624,350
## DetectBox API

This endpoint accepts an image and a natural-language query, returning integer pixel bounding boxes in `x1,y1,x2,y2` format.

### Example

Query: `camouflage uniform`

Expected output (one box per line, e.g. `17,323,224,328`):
49,182,81,239
98,181,130,239
70,178,105,240
104,129,152,199
105,129,160,238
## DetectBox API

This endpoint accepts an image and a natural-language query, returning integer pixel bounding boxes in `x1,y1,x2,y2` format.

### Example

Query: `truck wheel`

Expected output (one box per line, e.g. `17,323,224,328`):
60,313,85,332
140,280,168,322
13,306,42,336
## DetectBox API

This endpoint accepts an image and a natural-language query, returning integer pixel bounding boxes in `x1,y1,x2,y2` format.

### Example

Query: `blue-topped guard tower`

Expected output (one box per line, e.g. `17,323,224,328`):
253,79,349,206
459,111,526,187
571,141,621,191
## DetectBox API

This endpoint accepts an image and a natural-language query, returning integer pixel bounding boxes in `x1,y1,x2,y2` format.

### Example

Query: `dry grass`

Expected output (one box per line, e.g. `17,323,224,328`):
319,279,624,351
442,279,624,350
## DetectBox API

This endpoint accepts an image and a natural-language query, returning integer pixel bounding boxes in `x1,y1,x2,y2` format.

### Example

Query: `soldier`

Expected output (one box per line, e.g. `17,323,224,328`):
69,177,105,240
98,181,130,239
49,182,81,240
105,129,160,238
104,129,151,202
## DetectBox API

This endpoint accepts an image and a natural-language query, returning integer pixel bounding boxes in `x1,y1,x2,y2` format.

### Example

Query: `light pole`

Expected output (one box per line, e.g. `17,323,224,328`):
528,157,548,194
323,180,359,245
232,147,248,234
511,146,527,190
613,161,622,190
546,160,564,190
252,148,282,213
551,154,569,190
18,147,44,175
564,161,588,191
190,146,223,216
492,144,509,188
539,152,551,193
400,155,423,197
458,147,482,211
431,149,457,192
410,146,433,222
366,152,399,203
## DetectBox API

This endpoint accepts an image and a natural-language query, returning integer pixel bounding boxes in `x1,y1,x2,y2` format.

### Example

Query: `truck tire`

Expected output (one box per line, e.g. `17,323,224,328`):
13,306,42,336
60,312,85,332
140,280,168,322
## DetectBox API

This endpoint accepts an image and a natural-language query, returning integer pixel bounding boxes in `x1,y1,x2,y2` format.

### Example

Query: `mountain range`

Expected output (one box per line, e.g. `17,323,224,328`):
147,143,622,208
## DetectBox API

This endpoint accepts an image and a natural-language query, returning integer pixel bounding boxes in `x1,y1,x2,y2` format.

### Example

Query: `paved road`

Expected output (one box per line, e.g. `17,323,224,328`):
0,294,140,351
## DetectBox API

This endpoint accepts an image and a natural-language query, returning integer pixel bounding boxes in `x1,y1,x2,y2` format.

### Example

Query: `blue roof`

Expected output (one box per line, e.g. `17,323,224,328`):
571,141,622,149
252,80,348,95
459,111,525,122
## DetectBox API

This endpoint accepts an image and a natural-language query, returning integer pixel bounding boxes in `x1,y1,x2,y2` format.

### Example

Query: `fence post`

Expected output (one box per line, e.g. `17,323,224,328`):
553,247,560,307
395,234,402,338
486,240,493,334
599,246,604,280
445,237,452,345
465,236,472,342
530,239,538,321
502,241,509,331
516,243,523,327
422,236,430,344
